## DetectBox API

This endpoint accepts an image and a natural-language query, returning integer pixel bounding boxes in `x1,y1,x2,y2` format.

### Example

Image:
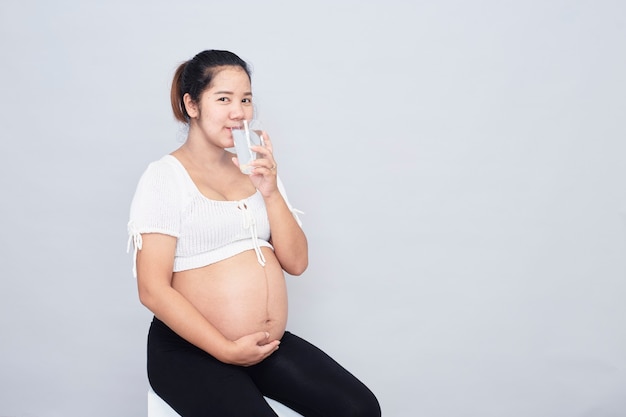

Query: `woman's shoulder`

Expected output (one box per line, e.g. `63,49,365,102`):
131,154,194,203
143,154,182,174
137,154,190,186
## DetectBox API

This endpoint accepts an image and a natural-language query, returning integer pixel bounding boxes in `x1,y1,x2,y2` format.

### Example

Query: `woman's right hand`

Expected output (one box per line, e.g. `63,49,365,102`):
222,331,280,366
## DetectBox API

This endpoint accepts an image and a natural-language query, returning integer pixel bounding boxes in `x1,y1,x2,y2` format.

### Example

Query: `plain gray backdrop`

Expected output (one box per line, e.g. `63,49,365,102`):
1,1,625,416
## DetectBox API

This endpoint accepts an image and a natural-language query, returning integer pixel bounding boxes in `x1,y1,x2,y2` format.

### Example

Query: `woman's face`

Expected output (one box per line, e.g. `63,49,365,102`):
191,66,254,148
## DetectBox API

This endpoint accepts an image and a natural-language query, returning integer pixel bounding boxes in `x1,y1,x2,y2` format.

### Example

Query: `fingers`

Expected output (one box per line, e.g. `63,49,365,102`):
230,332,280,366
242,341,279,367
254,331,271,344
248,151,276,176
258,340,280,359
256,130,273,153
250,132,277,174
253,331,280,352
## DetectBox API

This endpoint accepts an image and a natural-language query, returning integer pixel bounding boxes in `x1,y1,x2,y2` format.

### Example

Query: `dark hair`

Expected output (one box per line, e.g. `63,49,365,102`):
170,50,251,123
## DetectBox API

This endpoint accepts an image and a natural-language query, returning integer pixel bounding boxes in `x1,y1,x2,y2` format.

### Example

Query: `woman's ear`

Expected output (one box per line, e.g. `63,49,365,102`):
183,93,199,119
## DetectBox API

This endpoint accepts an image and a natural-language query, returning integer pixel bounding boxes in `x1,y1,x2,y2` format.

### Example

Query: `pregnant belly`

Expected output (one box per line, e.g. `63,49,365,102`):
171,248,288,342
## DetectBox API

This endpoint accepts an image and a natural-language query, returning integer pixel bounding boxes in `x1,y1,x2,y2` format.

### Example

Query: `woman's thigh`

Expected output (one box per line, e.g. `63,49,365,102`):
147,318,278,417
247,332,381,417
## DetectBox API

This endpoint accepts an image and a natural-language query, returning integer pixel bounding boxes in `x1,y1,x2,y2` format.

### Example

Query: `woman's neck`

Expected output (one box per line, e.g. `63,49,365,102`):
178,131,231,169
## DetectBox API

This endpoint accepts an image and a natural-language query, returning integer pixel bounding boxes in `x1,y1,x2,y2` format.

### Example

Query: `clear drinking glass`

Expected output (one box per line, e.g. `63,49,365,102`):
232,120,264,174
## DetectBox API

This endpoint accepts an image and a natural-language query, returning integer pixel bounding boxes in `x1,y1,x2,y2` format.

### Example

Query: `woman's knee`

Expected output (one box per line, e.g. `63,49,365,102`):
327,381,380,417
349,388,381,417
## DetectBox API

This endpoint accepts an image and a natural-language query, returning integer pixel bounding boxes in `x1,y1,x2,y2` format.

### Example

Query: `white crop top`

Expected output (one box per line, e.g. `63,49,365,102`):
127,155,302,277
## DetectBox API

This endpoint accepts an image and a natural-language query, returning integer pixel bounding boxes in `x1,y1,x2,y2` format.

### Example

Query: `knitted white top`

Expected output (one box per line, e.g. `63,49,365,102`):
127,155,302,277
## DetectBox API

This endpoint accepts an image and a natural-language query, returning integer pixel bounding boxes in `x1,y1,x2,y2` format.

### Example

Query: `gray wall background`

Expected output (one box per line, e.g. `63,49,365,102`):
1,1,625,416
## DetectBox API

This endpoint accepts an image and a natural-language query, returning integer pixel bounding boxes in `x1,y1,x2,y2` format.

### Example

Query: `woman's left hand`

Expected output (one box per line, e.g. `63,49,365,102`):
247,131,279,197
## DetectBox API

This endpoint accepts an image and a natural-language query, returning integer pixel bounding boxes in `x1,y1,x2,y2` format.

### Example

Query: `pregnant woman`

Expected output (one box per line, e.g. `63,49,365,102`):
127,49,380,417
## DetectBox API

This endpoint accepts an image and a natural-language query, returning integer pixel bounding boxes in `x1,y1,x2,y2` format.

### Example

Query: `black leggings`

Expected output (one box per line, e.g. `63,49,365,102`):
147,317,381,417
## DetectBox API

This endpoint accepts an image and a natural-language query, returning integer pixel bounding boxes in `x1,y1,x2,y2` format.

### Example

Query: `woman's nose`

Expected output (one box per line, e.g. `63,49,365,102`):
230,102,245,119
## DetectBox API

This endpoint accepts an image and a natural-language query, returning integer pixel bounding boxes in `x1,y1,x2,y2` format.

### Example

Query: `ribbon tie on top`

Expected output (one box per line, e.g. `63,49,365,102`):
126,221,143,278
237,200,266,267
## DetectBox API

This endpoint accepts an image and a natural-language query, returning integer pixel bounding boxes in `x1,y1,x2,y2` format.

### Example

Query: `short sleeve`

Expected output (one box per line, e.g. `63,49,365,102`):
276,175,304,227
128,160,184,238
127,160,184,277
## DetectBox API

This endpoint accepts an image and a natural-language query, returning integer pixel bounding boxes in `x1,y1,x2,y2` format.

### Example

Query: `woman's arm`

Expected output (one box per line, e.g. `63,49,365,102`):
263,191,308,275
136,233,280,365
247,133,308,275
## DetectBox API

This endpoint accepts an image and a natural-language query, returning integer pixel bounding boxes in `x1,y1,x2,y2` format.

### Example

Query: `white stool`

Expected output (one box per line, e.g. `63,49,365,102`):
148,387,304,417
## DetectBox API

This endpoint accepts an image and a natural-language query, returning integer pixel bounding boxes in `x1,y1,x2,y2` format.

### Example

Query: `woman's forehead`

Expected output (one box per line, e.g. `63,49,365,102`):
207,66,251,90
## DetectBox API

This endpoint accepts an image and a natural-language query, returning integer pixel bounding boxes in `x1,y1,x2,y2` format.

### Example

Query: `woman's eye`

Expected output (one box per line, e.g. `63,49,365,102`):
217,97,229,102
242,98,252,104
